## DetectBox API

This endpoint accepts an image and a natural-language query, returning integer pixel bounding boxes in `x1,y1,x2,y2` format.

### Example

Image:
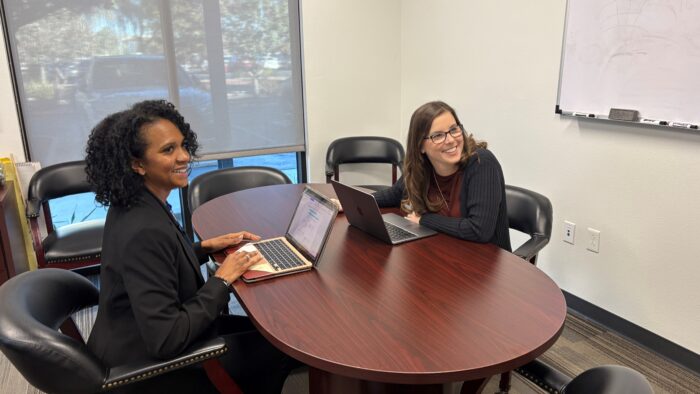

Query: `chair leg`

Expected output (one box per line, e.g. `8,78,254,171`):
498,371,511,393
203,358,243,394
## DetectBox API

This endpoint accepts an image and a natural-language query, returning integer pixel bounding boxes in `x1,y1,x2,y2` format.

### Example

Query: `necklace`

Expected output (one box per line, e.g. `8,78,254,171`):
432,171,448,209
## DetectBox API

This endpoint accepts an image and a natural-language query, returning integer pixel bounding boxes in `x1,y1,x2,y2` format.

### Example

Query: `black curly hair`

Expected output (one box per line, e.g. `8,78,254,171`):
85,100,200,208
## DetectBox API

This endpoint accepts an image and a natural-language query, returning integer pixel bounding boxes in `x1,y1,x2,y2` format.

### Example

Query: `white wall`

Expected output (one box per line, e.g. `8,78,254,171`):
301,0,402,184
401,0,700,353
0,20,24,161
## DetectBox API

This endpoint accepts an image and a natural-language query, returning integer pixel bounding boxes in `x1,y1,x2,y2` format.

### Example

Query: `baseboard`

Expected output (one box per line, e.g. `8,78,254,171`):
563,290,700,375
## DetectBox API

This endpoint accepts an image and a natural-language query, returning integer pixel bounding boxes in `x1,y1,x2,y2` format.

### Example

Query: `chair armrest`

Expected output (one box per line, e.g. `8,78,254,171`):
512,235,550,263
515,359,571,393
26,198,42,218
102,337,228,391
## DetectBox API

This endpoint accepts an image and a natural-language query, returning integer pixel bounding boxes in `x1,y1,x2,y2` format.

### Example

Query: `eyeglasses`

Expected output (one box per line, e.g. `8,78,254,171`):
423,124,464,144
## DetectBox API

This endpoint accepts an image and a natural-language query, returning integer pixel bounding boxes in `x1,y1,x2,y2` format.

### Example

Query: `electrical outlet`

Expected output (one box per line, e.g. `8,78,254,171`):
563,221,575,244
587,228,600,253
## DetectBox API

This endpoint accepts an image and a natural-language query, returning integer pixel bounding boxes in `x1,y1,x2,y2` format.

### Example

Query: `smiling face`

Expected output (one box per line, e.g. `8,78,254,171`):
131,118,190,202
421,111,464,176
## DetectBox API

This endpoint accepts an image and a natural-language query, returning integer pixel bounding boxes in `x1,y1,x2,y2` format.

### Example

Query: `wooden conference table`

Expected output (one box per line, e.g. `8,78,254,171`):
192,183,566,393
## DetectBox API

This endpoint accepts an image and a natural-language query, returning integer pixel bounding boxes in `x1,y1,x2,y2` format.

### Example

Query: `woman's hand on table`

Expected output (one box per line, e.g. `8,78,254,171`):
215,250,263,284
201,231,261,253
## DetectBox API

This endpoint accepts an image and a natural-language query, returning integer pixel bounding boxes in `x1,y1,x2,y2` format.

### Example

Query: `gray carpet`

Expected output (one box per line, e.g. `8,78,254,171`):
539,312,700,393
1,294,698,393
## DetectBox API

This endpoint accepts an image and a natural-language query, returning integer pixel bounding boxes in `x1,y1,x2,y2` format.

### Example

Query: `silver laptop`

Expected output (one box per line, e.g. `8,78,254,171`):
226,186,338,283
331,180,437,245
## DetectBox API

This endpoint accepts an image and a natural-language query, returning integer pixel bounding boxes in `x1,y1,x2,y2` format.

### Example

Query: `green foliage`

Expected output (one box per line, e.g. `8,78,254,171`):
12,0,291,75
25,81,55,100
15,8,101,64
222,0,291,62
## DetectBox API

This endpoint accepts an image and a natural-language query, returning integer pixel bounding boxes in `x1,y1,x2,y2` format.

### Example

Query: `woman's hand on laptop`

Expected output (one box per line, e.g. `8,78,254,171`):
405,211,421,224
201,231,262,253
215,250,263,285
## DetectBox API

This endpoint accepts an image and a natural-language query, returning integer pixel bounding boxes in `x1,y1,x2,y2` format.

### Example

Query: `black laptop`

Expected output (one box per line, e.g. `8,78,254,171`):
331,180,437,245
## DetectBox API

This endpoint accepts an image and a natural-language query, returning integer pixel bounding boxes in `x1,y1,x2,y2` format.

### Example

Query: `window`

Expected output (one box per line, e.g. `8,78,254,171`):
48,193,109,228
2,0,305,228
172,153,299,224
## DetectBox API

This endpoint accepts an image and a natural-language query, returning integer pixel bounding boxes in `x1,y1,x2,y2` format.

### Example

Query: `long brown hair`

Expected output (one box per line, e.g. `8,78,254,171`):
402,101,487,214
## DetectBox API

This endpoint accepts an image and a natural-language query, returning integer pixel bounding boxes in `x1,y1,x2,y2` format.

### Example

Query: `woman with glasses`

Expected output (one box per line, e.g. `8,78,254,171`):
85,100,293,393
373,101,511,251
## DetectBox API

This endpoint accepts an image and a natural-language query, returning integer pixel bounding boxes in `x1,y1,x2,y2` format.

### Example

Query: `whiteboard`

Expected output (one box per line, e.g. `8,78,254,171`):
557,0,700,126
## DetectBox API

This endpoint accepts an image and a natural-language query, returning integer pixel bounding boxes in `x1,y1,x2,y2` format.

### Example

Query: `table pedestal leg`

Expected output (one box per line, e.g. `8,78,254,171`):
308,367,487,394
460,378,488,394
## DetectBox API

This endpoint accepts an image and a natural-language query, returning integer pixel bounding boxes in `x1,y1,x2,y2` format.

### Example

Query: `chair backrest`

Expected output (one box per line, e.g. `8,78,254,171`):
189,166,292,212
563,365,654,394
325,136,405,184
0,269,105,393
505,185,552,238
26,160,92,218
518,359,653,394
24,160,104,270
505,185,553,264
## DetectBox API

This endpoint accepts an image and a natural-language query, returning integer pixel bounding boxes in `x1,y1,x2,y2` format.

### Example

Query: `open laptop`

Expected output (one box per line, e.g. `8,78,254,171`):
331,180,437,245
225,186,338,283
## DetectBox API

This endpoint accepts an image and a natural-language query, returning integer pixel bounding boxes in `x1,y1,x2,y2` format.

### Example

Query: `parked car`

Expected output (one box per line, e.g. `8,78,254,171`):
74,55,213,134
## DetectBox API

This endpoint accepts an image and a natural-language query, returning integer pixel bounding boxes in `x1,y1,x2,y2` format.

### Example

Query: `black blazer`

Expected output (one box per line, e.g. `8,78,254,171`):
87,189,230,367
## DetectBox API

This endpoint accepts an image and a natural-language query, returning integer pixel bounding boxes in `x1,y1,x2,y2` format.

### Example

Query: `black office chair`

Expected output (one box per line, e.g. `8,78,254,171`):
189,166,292,212
497,185,554,393
26,160,104,271
189,166,292,277
505,184,553,265
325,136,405,191
515,359,653,394
0,268,242,394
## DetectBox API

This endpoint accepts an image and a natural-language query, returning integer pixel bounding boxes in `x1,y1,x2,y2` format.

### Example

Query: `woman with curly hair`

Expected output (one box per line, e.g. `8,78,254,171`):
373,101,511,251
85,100,292,393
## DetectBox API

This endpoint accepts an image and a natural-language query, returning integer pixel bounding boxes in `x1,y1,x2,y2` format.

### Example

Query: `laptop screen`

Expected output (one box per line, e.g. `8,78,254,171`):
286,188,337,261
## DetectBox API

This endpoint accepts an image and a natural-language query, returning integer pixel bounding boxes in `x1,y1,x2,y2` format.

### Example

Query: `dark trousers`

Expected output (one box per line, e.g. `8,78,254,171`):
217,314,297,393
111,315,296,394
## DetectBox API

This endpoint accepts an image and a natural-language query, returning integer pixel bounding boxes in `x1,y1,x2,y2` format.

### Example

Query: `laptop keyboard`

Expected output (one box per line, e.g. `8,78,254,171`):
385,222,416,242
255,239,306,271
